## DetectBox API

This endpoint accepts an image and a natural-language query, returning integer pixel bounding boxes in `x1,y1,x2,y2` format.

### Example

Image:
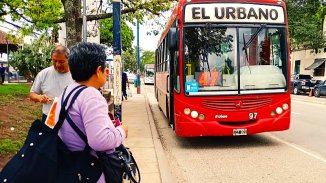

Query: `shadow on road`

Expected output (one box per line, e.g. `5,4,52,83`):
173,134,278,149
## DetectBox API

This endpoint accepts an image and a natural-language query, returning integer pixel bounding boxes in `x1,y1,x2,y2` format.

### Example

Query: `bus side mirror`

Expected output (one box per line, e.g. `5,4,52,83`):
168,28,179,51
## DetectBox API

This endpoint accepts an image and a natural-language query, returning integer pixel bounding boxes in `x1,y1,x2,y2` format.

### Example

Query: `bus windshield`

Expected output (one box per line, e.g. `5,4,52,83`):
145,68,154,77
184,26,287,95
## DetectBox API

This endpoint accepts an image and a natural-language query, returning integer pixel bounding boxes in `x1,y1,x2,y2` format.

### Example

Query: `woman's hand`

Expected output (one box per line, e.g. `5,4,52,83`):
120,124,128,138
38,94,52,103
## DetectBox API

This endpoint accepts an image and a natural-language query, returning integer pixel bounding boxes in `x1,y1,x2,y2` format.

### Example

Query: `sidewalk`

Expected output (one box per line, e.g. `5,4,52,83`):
121,84,174,183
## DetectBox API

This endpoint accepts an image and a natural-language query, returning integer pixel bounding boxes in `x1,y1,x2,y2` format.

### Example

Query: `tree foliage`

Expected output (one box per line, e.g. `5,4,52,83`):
140,50,155,72
285,0,326,51
0,0,174,47
100,18,134,51
9,35,54,81
122,49,155,73
0,0,63,32
4,32,24,45
122,48,137,73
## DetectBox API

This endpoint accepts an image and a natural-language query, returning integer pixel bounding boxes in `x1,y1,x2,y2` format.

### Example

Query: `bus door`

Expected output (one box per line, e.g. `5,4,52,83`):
168,27,179,129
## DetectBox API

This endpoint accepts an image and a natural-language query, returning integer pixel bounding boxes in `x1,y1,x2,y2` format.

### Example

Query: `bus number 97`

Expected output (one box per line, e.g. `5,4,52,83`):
249,112,258,120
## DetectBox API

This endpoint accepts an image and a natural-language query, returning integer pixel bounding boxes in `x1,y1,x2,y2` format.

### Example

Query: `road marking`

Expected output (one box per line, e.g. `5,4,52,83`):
269,134,326,163
291,112,301,115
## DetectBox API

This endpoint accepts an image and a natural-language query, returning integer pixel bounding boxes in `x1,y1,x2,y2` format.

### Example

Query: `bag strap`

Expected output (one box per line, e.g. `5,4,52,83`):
65,114,92,151
128,153,141,183
119,144,141,183
54,85,87,132
58,85,93,152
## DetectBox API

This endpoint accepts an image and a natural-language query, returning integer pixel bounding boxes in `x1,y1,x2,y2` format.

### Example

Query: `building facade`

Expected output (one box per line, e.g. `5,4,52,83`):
290,49,326,80
290,16,326,80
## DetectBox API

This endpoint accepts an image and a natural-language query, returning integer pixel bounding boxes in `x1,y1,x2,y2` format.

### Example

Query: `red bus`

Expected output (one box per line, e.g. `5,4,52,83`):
155,0,291,137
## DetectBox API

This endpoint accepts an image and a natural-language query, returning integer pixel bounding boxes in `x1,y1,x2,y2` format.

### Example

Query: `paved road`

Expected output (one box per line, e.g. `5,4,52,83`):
144,85,326,183
272,96,326,158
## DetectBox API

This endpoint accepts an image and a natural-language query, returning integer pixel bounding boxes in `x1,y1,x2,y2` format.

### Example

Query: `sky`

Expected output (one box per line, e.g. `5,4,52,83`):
131,23,161,52
130,10,171,52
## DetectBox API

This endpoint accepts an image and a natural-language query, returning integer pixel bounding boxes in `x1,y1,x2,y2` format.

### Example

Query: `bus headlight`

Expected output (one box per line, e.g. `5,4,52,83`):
198,114,205,120
191,111,198,118
184,108,191,115
282,103,289,110
276,107,283,114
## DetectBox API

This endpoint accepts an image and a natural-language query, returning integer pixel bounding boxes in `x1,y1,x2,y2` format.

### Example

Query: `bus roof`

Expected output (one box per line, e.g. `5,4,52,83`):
157,7,178,49
144,64,154,68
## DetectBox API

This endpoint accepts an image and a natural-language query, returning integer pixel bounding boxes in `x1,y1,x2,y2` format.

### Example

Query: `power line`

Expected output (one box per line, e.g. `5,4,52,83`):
1,20,22,29
0,20,40,35
0,24,15,32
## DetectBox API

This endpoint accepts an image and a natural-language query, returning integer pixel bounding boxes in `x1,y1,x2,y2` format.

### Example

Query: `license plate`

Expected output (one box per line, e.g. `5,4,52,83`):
233,129,247,136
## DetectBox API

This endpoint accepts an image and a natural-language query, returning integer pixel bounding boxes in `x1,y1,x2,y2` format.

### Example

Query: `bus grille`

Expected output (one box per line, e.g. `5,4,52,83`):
202,97,272,111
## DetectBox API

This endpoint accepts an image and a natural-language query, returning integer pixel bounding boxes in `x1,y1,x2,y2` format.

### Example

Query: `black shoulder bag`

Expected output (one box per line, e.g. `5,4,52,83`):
65,113,141,183
0,85,103,183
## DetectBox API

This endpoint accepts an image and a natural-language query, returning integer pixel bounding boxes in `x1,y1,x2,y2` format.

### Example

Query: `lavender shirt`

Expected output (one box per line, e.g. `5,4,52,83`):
55,82,126,183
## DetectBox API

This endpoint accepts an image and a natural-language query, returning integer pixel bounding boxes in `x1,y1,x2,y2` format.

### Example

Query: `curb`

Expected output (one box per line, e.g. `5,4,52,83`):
143,90,176,183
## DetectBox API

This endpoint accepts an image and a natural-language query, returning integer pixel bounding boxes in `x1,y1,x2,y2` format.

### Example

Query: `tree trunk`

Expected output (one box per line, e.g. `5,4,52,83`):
63,0,82,48
51,27,59,44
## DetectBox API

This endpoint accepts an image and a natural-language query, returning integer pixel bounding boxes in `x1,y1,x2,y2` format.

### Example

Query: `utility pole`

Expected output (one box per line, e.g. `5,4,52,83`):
113,0,122,121
136,21,141,94
82,0,87,42
6,39,9,83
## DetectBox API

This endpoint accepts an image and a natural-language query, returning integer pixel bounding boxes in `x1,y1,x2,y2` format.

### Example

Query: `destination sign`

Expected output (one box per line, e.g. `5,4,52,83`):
184,3,285,24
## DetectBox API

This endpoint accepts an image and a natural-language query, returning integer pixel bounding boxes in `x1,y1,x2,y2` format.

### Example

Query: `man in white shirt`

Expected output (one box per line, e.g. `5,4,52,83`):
29,45,74,122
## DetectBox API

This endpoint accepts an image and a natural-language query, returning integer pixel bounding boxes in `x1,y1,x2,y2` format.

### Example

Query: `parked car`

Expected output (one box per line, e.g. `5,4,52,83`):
290,74,318,95
313,80,326,97
127,72,136,84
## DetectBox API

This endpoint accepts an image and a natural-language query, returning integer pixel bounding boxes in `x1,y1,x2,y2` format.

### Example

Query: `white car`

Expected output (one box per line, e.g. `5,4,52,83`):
127,73,136,83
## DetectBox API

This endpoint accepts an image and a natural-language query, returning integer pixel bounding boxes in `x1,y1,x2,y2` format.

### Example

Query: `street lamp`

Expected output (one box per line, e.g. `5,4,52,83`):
136,21,141,94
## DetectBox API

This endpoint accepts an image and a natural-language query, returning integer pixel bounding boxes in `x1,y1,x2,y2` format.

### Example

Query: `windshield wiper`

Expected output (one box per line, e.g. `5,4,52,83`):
242,24,266,50
243,33,249,64
202,23,212,74
242,24,266,73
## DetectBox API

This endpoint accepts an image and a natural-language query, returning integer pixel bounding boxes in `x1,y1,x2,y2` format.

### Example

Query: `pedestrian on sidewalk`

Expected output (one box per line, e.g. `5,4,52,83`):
0,63,6,84
29,44,73,122
122,71,129,101
55,42,128,183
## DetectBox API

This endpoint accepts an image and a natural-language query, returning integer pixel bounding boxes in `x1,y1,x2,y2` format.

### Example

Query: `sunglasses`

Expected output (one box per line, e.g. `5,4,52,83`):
104,67,109,74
